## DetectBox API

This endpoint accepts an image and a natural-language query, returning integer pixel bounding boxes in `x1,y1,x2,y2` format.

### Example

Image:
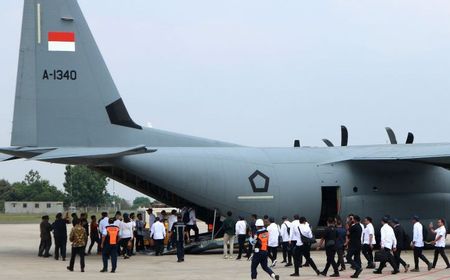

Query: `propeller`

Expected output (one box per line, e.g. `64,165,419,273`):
406,132,414,144
385,127,415,144
322,125,348,147
385,127,397,144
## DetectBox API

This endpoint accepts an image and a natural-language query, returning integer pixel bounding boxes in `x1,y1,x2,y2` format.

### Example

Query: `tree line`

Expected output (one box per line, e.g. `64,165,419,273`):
0,166,136,211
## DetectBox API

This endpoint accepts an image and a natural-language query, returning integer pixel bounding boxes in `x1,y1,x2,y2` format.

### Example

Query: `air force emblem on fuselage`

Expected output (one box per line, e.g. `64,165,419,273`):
249,170,270,192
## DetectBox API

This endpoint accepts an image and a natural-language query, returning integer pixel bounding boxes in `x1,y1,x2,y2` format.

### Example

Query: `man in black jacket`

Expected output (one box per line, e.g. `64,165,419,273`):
346,215,363,278
52,212,69,261
38,215,53,257
391,219,410,272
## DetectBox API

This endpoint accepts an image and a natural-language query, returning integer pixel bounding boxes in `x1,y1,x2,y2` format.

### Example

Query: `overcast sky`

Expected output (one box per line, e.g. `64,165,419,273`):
1,0,450,201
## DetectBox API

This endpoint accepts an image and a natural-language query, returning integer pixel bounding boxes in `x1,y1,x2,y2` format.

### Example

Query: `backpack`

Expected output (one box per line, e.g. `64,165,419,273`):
183,210,190,224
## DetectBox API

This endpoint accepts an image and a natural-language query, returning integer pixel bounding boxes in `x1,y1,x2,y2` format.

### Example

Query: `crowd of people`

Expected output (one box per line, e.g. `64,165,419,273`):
220,212,449,279
38,206,199,273
38,208,449,278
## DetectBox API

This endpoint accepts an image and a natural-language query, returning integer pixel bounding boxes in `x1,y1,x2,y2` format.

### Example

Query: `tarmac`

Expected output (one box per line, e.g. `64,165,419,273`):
1,224,450,280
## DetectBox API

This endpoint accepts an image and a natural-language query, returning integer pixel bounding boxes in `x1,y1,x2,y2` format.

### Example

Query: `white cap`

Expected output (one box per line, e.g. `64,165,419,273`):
255,219,264,227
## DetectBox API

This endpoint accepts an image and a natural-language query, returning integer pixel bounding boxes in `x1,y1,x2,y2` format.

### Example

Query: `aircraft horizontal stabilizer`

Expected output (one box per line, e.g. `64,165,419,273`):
0,145,155,164
0,154,19,162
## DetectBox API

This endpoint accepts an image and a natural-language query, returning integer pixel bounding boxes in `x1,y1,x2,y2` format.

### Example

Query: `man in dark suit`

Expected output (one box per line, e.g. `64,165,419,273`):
346,215,363,278
38,215,53,257
391,219,410,272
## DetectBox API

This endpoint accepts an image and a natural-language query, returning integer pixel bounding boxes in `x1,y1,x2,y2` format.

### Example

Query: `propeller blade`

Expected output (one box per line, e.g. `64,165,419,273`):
341,125,348,146
406,132,414,144
385,127,397,144
322,139,334,147
294,140,300,147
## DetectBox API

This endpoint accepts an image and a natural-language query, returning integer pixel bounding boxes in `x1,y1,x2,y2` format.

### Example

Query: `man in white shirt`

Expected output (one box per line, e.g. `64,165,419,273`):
150,217,166,256
429,218,450,269
373,217,399,274
235,216,249,260
289,214,302,277
411,215,432,272
146,208,156,229
280,216,292,266
186,207,200,242
99,212,109,237
267,217,280,267
299,217,320,276
362,217,376,269
167,210,178,250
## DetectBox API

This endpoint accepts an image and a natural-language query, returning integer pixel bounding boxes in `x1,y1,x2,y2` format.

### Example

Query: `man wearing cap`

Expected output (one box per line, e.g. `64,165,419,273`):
391,219,410,272
373,217,399,274
411,215,432,272
250,219,279,280
280,216,292,266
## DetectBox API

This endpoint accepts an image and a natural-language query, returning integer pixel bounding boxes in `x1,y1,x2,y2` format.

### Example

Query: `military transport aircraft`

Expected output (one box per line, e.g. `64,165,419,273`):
2,0,450,228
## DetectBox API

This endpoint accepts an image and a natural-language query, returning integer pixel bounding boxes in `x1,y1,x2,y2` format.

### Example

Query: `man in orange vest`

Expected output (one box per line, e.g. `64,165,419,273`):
100,218,120,273
250,219,280,280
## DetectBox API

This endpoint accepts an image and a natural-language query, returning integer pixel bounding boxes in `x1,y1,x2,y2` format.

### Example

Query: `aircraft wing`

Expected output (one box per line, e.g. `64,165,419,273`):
327,144,450,168
0,145,155,164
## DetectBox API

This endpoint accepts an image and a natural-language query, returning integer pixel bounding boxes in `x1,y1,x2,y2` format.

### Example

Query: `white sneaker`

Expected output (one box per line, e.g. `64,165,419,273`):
229,255,234,259
224,255,229,259
271,259,277,268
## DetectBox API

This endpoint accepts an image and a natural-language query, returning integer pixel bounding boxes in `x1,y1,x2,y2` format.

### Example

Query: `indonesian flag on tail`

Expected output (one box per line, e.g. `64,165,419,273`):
48,32,75,52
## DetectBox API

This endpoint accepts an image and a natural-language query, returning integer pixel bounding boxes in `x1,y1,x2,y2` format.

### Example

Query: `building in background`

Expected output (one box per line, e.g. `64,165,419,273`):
5,201,64,214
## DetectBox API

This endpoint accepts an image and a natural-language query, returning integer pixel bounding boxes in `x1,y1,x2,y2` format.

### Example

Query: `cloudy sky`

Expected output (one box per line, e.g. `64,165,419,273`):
1,0,450,201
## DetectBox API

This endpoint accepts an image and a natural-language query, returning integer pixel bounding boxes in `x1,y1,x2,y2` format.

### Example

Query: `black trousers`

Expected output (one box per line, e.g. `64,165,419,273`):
237,234,249,259
323,247,339,275
293,245,318,274
154,239,164,255
413,247,431,269
347,247,362,271
377,248,398,272
336,247,346,269
394,248,407,270
38,238,52,257
176,241,184,261
136,235,145,251
87,234,99,254
251,251,274,279
186,224,199,240
282,241,292,264
69,246,85,270
362,244,374,265
54,237,67,259
268,246,278,262
433,247,450,267
102,244,117,271
120,237,131,257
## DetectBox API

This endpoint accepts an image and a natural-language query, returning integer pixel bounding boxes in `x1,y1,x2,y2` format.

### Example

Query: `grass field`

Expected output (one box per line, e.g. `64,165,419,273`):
0,214,43,224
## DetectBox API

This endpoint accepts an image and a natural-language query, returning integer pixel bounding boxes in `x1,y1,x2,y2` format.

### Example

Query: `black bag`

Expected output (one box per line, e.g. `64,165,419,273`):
299,227,317,245
374,250,386,262
325,239,336,248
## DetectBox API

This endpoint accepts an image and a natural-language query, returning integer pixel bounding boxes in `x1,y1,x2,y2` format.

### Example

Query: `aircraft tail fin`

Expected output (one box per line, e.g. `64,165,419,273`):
12,0,141,148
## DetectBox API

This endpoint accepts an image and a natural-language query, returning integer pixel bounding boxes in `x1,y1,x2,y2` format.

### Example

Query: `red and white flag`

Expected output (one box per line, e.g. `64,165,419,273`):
48,32,75,52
